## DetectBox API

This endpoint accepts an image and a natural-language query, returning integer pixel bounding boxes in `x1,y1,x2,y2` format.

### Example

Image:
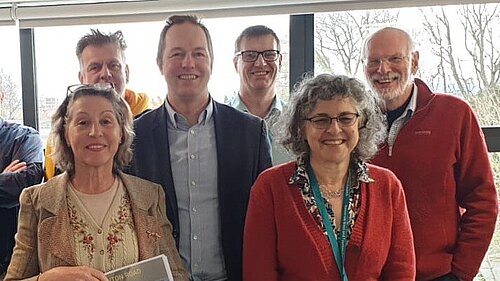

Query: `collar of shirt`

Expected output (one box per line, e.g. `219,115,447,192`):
164,96,214,129
403,82,418,119
229,93,284,120
288,156,374,192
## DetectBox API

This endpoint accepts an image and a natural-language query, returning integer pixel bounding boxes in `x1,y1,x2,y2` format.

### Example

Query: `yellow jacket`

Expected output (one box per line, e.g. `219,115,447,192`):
123,88,150,117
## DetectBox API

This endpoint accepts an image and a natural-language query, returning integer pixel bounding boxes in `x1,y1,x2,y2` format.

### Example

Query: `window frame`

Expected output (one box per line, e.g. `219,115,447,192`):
17,12,500,153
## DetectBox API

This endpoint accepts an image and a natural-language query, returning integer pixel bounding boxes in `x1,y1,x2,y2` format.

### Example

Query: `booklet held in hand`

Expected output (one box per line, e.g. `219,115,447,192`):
105,254,174,281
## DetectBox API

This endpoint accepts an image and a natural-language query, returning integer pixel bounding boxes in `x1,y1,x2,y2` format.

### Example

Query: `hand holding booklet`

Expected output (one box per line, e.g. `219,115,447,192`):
105,254,174,281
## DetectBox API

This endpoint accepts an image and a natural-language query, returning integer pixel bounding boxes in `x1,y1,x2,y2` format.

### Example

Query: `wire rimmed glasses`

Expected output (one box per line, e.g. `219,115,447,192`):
304,113,360,130
364,55,408,69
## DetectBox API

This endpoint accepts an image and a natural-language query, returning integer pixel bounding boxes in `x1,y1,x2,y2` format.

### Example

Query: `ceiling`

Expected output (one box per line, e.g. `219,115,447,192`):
0,0,496,27
0,0,157,7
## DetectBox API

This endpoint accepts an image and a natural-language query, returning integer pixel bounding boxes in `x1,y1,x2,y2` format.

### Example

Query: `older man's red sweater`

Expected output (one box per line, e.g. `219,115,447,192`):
372,79,498,281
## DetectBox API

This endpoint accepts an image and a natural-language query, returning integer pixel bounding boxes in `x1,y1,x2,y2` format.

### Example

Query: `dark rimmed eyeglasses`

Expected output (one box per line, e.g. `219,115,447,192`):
304,113,360,129
235,50,280,63
66,83,115,96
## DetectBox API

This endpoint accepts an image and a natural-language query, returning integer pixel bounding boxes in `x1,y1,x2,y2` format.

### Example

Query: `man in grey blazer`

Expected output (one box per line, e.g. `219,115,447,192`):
128,15,272,281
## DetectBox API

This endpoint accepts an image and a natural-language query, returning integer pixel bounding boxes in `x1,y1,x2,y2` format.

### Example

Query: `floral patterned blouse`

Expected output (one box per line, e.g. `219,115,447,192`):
67,179,139,272
289,156,373,240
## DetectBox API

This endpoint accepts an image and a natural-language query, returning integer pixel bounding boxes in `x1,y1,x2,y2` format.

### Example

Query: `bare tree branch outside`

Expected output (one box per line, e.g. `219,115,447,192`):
0,69,23,122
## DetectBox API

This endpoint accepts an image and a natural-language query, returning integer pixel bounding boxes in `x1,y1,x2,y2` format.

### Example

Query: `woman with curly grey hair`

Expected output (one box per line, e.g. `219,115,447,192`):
244,74,415,280
6,84,188,281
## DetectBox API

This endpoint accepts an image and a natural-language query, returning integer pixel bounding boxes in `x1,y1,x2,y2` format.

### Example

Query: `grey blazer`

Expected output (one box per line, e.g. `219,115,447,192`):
5,171,188,281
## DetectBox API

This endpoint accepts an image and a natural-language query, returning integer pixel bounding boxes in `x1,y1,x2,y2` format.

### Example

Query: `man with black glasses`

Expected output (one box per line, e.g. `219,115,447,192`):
230,25,293,165
0,90,43,278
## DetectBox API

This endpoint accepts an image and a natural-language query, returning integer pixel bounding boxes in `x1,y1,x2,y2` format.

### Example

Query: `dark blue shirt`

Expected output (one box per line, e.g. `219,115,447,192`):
0,117,43,271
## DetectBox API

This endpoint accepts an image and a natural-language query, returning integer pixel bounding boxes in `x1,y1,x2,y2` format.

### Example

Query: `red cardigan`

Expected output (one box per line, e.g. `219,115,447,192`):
372,79,498,281
243,162,415,281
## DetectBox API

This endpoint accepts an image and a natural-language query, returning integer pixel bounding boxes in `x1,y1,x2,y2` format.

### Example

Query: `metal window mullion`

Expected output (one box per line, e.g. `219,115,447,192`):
19,27,38,130
289,13,314,97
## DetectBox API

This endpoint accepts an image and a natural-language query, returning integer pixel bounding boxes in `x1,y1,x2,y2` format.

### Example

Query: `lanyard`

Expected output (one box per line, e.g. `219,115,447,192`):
307,164,351,281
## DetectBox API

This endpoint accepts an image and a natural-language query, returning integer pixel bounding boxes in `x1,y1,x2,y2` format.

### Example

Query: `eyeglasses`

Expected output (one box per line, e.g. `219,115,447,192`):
235,50,280,63
66,83,115,96
364,55,408,69
304,113,360,129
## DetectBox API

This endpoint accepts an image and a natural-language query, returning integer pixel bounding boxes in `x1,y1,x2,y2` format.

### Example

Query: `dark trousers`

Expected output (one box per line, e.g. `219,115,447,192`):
0,259,7,278
0,206,18,278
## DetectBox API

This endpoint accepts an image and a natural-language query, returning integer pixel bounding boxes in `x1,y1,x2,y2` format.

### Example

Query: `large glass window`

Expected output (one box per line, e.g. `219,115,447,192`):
0,25,22,123
34,14,289,144
483,152,500,280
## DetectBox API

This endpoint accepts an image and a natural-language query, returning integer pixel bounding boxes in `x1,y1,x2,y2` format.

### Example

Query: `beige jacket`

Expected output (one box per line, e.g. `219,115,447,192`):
5,171,188,281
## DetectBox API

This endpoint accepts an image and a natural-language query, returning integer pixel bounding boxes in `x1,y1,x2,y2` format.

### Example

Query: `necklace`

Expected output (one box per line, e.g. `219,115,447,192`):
319,184,343,199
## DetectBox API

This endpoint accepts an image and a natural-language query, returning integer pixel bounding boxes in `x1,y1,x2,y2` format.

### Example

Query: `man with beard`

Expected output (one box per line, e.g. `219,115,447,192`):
363,27,497,281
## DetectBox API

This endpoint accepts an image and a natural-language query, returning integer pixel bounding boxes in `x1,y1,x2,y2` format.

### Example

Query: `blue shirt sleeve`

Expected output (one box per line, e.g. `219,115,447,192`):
0,130,44,208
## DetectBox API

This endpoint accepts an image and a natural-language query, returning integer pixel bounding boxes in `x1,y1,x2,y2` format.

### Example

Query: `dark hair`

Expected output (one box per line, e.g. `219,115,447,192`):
280,73,386,161
234,25,281,53
156,15,214,69
49,85,134,176
76,29,127,66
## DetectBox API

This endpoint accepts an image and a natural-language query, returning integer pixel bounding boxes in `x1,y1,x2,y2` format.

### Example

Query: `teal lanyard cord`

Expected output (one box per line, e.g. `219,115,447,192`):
307,164,351,281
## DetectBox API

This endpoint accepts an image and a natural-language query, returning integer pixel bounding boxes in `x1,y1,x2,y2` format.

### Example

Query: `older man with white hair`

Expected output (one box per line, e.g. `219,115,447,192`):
364,27,498,281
